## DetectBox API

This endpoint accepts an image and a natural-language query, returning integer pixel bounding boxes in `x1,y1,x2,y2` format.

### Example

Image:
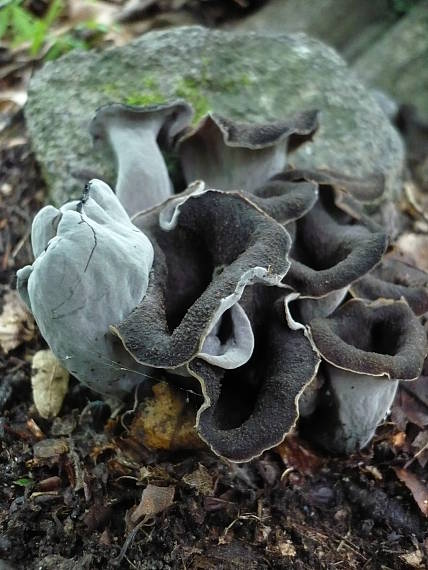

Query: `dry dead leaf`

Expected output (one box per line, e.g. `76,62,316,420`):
183,464,214,496
391,431,407,448
129,381,205,451
277,539,296,558
31,349,69,419
0,290,35,353
392,378,428,430
396,233,428,272
67,0,119,27
138,465,171,485
33,438,69,459
411,430,428,468
400,550,425,568
116,0,157,22
361,465,383,481
0,88,28,109
394,467,428,517
130,484,175,523
275,435,323,476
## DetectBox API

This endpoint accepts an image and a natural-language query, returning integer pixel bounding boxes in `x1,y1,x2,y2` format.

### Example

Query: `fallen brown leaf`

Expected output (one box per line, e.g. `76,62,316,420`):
67,0,119,26
130,484,175,523
0,290,35,353
26,418,45,439
394,467,428,517
183,464,214,496
400,549,425,568
275,435,323,476
411,430,428,468
38,476,61,492
391,431,407,449
392,379,428,430
129,381,205,451
396,233,428,272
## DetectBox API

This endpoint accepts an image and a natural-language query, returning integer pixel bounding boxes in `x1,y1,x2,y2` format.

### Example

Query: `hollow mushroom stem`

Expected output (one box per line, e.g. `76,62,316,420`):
90,102,193,216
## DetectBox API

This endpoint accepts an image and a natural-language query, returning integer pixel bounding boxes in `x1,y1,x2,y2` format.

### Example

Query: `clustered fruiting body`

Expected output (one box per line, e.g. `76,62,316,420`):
17,101,428,461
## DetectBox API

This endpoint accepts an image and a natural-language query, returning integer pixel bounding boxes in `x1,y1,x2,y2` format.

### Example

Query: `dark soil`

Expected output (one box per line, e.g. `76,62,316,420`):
0,118,428,570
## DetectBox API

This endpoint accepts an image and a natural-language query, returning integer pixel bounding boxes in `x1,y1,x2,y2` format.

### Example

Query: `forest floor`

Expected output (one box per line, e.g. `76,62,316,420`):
1,2,428,569
0,101,428,570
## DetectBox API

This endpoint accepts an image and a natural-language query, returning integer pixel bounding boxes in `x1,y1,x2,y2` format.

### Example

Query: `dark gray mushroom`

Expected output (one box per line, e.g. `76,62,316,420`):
90,101,193,215
112,184,292,369
176,111,319,192
283,184,388,322
249,174,319,224
350,254,428,316
281,168,386,211
189,289,320,462
301,298,427,453
18,95,425,462
17,180,155,396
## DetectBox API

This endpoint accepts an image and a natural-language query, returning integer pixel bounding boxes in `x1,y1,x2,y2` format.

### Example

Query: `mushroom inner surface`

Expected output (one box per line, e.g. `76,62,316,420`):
331,315,402,356
210,320,267,430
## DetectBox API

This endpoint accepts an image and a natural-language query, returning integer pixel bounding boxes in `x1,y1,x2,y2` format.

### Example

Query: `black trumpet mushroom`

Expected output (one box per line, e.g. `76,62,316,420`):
17,100,427,460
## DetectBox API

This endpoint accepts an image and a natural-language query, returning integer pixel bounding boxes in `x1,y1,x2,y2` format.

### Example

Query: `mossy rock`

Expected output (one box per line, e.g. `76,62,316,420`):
26,26,404,205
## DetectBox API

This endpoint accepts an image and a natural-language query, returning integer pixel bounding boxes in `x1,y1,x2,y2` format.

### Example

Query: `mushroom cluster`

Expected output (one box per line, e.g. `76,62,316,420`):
17,100,428,461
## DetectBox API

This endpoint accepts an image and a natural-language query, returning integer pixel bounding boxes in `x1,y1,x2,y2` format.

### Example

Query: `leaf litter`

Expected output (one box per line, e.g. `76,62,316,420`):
1,7,428,569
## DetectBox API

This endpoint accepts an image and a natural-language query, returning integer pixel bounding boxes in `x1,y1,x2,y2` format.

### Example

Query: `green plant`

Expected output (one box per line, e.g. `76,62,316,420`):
0,0,64,55
0,1,113,60
390,0,420,15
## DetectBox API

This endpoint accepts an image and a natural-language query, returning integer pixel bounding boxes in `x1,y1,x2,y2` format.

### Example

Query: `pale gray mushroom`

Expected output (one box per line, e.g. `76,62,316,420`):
90,101,193,215
17,179,155,396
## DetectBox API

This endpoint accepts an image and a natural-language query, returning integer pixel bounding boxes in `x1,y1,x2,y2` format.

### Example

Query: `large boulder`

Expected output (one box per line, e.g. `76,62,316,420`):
25,26,404,205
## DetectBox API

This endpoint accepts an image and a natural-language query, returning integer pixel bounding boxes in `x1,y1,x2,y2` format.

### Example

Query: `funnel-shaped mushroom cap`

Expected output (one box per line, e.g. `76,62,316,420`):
177,111,318,192
302,298,427,453
309,298,426,380
284,189,388,298
16,180,155,395
350,256,428,316
281,168,386,207
249,175,319,224
189,293,320,462
90,101,193,215
112,184,292,370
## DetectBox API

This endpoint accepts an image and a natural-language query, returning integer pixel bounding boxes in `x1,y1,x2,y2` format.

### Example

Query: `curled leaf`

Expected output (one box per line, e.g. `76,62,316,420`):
130,484,175,523
394,467,428,517
0,290,35,353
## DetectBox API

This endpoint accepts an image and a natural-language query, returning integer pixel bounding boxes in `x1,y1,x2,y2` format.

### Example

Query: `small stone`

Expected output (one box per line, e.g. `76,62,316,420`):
0,183,12,196
31,349,69,420
33,438,69,459
334,508,348,523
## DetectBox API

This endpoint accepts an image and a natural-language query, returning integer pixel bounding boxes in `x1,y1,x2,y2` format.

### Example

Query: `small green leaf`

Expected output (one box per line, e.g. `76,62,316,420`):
44,34,88,61
43,0,63,28
30,20,47,56
0,7,10,40
10,4,37,45
13,477,33,487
